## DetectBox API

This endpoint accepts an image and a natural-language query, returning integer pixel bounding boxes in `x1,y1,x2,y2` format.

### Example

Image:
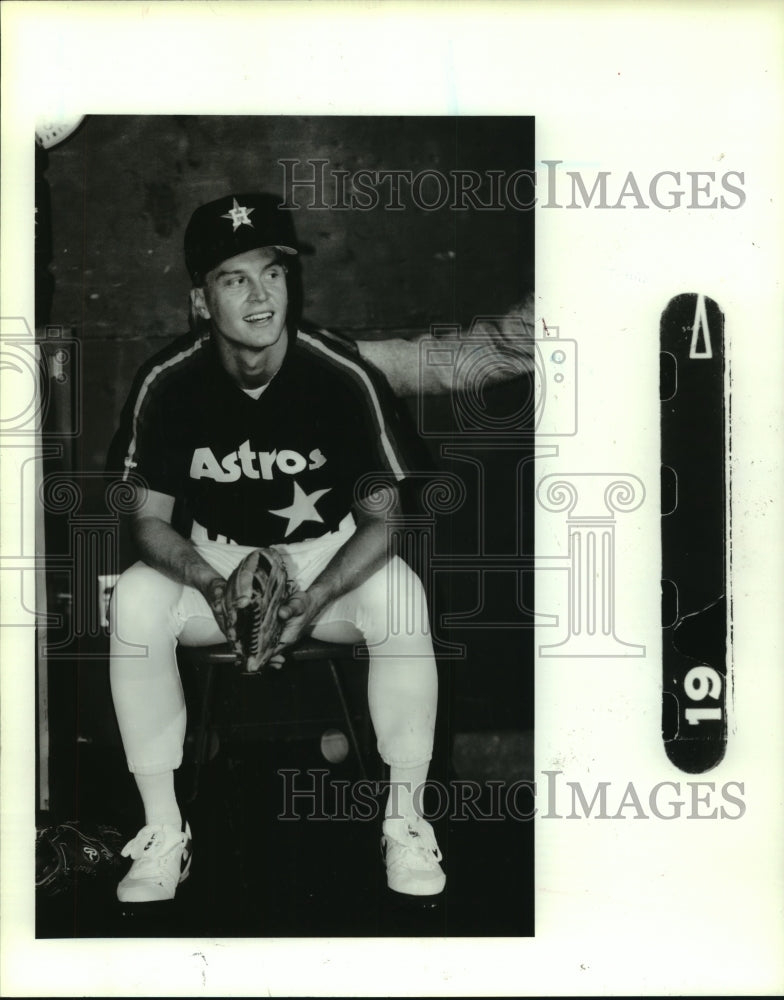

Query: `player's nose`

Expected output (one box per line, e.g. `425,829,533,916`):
247,276,269,302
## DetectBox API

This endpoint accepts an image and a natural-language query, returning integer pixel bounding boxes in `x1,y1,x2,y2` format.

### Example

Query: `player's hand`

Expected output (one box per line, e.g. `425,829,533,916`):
204,578,232,640
270,590,317,667
471,297,536,371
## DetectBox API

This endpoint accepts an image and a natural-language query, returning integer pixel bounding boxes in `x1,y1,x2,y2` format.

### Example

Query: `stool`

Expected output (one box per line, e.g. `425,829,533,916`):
178,639,372,803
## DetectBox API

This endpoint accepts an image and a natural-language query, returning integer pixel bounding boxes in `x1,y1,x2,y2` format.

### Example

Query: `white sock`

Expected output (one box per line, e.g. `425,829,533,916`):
386,762,431,823
134,771,182,829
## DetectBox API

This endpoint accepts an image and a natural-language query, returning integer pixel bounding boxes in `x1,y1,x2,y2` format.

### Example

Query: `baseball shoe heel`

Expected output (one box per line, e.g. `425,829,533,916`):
117,820,192,903
381,816,446,897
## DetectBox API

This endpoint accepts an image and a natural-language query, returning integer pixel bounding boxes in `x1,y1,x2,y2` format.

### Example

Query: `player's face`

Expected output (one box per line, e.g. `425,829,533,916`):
193,247,289,356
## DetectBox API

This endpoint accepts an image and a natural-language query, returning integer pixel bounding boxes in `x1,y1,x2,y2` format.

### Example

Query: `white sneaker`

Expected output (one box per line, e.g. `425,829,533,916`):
117,821,192,903
381,816,446,897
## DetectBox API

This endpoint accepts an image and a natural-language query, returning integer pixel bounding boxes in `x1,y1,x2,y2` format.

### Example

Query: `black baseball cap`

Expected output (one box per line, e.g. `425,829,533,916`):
184,192,301,285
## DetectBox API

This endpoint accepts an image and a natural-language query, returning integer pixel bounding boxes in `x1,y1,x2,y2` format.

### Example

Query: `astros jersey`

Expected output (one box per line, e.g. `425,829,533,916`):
109,328,410,547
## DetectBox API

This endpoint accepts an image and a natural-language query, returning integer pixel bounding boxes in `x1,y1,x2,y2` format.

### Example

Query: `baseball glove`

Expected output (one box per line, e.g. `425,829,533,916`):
36,821,125,897
221,547,292,672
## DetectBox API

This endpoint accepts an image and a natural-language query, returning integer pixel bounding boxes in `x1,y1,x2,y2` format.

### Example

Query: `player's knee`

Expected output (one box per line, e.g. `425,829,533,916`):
392,557,430,628
109,562,181,634
358,557,430,642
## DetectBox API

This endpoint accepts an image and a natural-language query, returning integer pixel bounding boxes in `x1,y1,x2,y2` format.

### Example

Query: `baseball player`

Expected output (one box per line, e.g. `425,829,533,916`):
107,193,445,904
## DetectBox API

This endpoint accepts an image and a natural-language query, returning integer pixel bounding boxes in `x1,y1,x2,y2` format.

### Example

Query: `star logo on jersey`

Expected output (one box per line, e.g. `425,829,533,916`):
269,481,332,537
221,198,255,232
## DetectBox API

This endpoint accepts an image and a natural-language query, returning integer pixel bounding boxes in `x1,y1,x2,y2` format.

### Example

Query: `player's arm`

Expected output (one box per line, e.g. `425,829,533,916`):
131,488,230,633
276,489,400,649
355,296,536,397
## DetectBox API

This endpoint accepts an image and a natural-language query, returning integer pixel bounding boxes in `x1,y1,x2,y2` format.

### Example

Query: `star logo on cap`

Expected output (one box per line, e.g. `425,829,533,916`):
221,198,255,231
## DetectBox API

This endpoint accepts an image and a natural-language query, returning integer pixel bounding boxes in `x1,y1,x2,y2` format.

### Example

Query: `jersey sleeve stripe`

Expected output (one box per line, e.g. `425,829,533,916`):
298,331,406,480
121,337,207,482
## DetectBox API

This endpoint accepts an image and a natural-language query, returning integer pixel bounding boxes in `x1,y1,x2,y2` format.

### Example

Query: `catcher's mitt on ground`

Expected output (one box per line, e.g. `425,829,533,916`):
36,821,125,897
220,547,292,672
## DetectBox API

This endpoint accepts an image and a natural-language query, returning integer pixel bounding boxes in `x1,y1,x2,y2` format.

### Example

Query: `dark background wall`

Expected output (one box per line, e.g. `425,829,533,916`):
37,116,535,786
39,115,533,475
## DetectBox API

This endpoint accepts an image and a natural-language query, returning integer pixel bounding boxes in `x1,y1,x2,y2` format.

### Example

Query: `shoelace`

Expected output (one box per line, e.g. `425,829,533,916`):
122,826,187,866
385,822,443,868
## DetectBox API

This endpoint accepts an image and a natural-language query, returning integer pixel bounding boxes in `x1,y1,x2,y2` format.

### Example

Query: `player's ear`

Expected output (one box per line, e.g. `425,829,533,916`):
190,286,211,320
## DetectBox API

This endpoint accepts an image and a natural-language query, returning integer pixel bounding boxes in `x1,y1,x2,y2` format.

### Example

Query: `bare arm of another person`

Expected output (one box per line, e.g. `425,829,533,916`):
355,296,536,397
